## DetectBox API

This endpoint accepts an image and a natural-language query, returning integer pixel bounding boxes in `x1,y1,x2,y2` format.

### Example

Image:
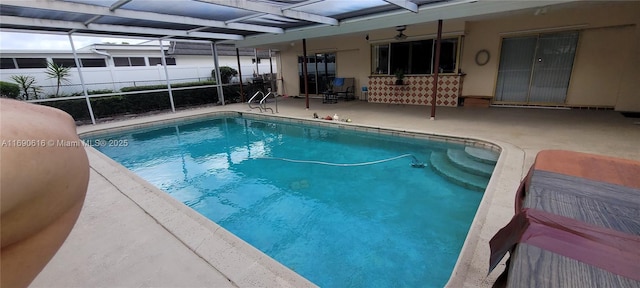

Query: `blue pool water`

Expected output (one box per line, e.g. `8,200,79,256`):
90,116,485,287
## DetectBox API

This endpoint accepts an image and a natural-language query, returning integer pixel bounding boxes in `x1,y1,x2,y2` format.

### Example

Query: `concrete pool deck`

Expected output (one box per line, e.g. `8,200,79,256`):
31,98,640,287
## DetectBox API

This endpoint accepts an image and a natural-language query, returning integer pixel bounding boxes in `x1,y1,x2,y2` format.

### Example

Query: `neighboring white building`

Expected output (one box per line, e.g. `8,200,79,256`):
0,42,277,98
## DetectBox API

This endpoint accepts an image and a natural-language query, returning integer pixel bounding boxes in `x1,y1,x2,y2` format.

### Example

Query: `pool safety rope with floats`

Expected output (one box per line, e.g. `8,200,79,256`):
253,154,426,168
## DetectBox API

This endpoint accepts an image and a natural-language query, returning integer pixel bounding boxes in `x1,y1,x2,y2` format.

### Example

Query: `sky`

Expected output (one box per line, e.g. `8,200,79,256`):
0,31,147,50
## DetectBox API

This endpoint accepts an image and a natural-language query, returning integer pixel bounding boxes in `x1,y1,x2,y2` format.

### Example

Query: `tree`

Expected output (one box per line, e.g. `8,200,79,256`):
45,62,71,97
10,75,38,100
212,66,238,84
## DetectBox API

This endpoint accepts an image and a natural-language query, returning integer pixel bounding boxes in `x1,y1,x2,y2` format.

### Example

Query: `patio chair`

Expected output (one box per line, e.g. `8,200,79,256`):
333,77,355,101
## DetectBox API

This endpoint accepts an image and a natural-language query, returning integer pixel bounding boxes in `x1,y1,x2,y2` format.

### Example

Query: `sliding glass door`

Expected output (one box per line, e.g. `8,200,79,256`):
298,53,336,95
495,31,579,104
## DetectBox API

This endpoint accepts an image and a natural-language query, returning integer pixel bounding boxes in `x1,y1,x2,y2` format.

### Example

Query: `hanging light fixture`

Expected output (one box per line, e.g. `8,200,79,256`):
395,25,407,40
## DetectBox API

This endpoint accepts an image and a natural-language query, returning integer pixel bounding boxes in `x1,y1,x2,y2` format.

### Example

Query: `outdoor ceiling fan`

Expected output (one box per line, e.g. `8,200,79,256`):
395,25,408,40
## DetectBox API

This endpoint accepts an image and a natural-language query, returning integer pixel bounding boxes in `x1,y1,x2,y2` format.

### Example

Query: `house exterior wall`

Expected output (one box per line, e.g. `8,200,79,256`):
568,25,634,107
277,33,370,98
277,2,639,111
460,1,640,111
277,49,301,97
278,20,465,101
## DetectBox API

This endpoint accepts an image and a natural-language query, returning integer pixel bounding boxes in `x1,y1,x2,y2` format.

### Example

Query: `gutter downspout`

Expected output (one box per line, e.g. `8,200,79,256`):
89,48,111,58
89,48,116,91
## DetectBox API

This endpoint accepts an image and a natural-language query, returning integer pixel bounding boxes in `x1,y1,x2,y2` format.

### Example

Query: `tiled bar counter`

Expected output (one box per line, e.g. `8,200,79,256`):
367,75,462,107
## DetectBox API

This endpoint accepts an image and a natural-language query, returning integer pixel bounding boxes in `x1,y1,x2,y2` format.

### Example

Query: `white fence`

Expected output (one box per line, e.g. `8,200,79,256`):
1,63,275,99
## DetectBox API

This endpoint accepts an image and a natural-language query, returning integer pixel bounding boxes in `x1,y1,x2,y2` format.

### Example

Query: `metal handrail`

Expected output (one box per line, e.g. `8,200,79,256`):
247,91,264,112
259,92,274,114
259,90,278,114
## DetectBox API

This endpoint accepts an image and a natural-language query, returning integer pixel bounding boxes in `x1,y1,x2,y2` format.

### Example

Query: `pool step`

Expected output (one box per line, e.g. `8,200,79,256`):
464,147,499,165
447,149,495,177
430,152,489,192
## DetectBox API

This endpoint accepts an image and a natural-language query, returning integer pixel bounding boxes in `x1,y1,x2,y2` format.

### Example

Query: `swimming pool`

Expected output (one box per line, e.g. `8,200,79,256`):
88,114,493,287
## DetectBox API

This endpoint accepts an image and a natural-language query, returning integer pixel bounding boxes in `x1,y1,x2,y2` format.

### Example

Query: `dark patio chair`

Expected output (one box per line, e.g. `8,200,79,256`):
333,77,355,101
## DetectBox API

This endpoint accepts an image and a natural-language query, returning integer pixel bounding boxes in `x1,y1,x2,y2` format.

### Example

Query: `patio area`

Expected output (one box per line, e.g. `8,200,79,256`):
31,98,640,287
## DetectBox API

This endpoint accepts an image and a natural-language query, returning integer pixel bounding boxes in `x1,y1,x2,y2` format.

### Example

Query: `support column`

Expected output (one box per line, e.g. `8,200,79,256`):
211,42,224,105
254,48,259,77
430,19,443,120
269,50,278,113
69,33,96,125
269,49,274,93
303,39,309,109
159,40,176,113
236,48,244,102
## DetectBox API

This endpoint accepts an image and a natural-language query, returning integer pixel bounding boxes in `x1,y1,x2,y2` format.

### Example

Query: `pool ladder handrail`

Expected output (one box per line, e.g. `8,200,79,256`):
248,91,264,112
259,91,278,114
248,90,278,114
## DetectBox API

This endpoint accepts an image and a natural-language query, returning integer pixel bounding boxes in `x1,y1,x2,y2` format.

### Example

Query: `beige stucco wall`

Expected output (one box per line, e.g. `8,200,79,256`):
615,18,640,112
276,21,465,100
460,1,640,111
276,34,371,99
273,2,639,111
568,25,634,107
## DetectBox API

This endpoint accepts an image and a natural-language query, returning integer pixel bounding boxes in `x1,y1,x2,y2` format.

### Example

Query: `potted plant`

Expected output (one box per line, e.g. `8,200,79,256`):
394,68,405,85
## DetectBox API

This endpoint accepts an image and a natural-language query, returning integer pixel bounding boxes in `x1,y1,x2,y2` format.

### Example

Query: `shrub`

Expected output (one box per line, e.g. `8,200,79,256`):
66,90,115,97
88,89,115,95
212,66,237,84
121,80,215,92
40,99,90,120
39,82,220,121
121,84,167,93
0,81,20,99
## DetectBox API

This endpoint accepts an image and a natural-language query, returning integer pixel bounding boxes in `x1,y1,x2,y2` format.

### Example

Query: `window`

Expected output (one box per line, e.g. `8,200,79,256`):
113,57,129,66
53,58,77,67
114,57,146,67
371,45,389,74
148,57,161,66
81,58,106,67
390,40,434,75
53,58,106,68
130,57,145,66
0,58,16,69
148,57,176,66
15,58,47,69
411,40,434,74
371,37,459,75
436,38,458,73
